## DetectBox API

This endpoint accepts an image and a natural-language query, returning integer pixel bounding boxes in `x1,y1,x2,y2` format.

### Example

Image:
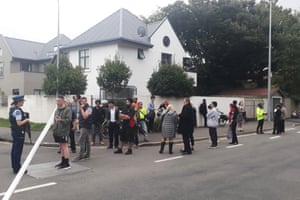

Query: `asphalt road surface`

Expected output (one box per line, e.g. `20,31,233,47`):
1,126,300,200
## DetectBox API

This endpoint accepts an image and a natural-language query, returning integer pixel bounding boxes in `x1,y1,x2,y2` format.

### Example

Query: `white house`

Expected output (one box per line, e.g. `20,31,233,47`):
62,8,195,99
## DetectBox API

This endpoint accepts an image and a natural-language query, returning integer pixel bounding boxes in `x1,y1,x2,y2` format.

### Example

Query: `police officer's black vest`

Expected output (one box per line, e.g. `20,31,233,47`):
79,104,93,129
9,106,25,135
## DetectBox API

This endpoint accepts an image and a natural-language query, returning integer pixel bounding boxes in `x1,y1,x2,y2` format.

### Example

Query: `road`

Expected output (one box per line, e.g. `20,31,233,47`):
1,126,300,200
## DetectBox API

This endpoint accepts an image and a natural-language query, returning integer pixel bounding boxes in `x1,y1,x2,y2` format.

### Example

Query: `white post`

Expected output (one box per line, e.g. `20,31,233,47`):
267,0,272,121
56,0,60,96
2,109,56,200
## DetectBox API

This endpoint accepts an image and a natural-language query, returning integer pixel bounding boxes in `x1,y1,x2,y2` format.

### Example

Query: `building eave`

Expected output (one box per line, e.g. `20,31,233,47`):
61,37,153,51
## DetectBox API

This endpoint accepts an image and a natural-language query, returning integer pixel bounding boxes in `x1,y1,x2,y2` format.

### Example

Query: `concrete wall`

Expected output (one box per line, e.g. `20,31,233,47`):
0,94,294,124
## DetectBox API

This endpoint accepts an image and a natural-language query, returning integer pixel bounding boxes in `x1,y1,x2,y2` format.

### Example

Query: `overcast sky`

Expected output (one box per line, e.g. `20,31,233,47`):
0,0,299,43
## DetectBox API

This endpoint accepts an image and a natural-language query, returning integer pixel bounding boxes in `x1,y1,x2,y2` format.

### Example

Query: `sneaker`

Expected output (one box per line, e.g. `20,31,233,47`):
55,162,63,168
125,149,132,155
100,141,105,145
114,149,123,154
57,163,71,170
73,156,84,162
107,146,113,149
83,154,90,160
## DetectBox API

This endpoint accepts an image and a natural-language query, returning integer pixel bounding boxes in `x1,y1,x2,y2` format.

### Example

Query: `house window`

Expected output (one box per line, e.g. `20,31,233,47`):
0,63,3,77
12,89,19,95
79,49,90,69
161,53,172,65
137,49,145,60
20,63,32,72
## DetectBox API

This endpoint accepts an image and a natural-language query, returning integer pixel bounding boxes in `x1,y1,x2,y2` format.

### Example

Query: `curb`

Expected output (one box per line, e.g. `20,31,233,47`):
1,122,299,148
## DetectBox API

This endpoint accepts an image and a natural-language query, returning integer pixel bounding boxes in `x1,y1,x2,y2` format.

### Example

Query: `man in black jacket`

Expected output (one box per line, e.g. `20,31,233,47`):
107,100,120,149
199,99,208,127
179,98,194,155
91,100,106,145
229,100,239,145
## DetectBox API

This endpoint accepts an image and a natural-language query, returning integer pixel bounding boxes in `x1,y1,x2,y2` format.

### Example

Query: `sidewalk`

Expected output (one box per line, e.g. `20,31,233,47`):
1,119,300,147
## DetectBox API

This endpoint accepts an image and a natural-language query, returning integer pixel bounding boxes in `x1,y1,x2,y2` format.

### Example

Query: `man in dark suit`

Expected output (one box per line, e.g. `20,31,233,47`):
106,100,120,149
179,98,194,155
199,99,208,127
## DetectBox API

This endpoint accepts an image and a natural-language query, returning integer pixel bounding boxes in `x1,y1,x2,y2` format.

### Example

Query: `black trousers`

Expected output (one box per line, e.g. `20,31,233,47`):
11,133,25,173
108,122,119,148
231,121,238,144
147,117,154,132
183,132,192,153
256,119,264,133
69,129,76,151
201,113,207,127
209,127,218,146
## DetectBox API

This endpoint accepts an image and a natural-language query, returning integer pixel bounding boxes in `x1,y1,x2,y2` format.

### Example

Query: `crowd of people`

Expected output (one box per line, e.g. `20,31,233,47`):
8,94,290,172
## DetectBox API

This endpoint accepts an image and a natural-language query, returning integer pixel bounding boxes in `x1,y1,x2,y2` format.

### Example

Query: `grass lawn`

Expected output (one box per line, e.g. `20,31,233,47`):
0,118,46,132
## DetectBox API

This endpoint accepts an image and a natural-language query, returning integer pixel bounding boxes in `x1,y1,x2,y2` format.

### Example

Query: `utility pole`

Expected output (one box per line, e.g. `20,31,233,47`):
56,0,60,96
267,0,272,121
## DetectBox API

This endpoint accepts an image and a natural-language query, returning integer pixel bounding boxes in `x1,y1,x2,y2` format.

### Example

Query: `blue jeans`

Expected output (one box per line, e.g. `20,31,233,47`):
11,132,25,173
139,120,148,140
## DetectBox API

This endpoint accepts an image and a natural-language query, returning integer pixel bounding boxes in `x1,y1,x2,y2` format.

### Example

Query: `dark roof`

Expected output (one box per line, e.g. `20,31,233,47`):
216,88,281,97
4,34,71,61
64,9,164,49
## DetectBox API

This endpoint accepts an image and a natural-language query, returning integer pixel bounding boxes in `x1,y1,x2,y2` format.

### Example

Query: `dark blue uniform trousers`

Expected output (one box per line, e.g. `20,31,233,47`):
11,132,25,173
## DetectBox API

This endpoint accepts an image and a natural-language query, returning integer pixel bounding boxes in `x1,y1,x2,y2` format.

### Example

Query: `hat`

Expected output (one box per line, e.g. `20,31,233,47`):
12,95,25,104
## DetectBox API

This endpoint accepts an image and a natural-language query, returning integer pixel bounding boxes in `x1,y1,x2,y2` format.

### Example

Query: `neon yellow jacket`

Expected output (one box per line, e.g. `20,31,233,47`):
138,107,147,120
256,107,264,121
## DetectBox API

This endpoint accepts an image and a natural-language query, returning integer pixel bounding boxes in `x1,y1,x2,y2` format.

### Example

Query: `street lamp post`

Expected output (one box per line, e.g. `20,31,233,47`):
267,0,272,121
56,0,60,96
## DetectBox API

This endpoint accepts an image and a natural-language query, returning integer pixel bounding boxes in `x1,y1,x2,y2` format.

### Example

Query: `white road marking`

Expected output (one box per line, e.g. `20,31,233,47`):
264,130,273,134
286,128,296,132
226,144,244,149
297,131,300,134
154,156,184,163
270,136,281,140
0,182,57,197
238,133,257,138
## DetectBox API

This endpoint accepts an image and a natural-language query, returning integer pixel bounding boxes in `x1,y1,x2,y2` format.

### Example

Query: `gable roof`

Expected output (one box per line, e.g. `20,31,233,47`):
4,34,71,61
64,8,165,49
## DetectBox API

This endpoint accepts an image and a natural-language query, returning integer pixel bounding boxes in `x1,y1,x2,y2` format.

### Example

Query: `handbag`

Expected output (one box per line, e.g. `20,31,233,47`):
227,127,232,139
129,117,135,128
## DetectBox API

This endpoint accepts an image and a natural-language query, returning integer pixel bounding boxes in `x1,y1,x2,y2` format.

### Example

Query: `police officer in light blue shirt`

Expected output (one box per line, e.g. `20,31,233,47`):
9,95,30,174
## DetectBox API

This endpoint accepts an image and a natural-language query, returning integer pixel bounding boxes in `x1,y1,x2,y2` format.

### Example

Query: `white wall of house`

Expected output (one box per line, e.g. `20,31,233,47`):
66,19,195,99
68,44,119,96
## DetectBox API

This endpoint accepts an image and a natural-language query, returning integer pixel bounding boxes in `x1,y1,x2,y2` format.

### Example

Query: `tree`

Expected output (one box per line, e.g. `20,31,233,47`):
146,0,300,100
97,56,132,99
43,54,87,95
147,64,194,97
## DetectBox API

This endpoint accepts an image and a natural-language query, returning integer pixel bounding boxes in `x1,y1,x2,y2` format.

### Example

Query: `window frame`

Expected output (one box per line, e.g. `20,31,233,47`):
79,49,90,69
161,53,172,65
